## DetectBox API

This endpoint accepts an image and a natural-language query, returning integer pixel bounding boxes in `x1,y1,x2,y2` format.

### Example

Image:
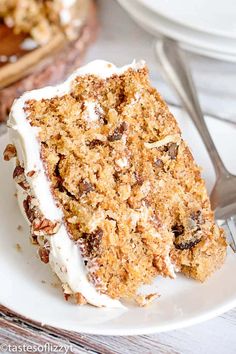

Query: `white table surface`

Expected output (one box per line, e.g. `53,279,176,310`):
1,1,236,353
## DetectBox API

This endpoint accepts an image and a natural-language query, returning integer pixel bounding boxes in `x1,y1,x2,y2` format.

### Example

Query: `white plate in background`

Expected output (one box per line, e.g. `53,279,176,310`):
136,0,236,39
0,106,236,335
118,0,236,62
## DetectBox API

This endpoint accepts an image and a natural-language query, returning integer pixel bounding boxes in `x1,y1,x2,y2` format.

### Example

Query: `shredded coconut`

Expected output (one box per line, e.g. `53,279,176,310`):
144,134,180,149
83,101,103,122
115,157,128,168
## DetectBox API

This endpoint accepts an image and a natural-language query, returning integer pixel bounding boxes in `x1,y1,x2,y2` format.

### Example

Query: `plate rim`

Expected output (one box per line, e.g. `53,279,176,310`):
1,297,236,336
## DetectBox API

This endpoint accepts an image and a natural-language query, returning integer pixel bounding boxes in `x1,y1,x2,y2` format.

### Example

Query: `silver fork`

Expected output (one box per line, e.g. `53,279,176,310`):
155,38,236,252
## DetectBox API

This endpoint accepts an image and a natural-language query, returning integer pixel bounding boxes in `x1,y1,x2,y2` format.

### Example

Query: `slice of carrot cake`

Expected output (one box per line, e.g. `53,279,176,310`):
4,60,227,307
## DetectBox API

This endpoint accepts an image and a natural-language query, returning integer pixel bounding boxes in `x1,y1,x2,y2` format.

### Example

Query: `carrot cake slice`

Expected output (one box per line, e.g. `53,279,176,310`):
4,60,227,307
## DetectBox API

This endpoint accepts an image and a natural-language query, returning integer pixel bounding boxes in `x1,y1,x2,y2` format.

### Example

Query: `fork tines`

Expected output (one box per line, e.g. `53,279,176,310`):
221,216,236,253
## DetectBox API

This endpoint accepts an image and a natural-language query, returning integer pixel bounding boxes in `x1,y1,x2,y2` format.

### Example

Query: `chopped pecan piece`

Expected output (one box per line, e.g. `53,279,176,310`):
64,293,70,301
168,143,178,159
27,170,36,177
23,196,35,222
79,180,93,195
75,292,87,305
108,122,127,142
38,246,50,264
13,165,25,183
32,219,60,236
18,180,30,190
13,164,29,190
3,144,17,161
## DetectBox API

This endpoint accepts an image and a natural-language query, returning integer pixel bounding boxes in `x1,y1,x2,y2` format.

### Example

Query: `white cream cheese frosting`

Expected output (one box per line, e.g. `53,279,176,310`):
7,60,145,308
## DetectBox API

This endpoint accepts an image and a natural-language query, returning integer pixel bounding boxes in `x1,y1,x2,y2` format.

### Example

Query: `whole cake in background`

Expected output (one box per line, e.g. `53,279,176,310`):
0,0,97,122
4,60,227,307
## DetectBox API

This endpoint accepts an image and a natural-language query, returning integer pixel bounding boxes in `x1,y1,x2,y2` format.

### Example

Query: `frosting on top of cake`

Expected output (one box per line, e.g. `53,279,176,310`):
10,60,145,102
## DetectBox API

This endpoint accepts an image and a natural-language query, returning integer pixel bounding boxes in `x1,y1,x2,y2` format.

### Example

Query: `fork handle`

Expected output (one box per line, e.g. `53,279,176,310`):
155,38,229,178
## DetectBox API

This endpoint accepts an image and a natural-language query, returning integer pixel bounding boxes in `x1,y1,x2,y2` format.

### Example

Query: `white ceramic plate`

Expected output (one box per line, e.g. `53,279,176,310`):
118,0,236,62
136,0,236,39
0,107,236,335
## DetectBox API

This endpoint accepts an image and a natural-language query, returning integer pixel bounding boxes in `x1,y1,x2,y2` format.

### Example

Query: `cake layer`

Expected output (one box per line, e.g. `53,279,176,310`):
5,60,227,306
